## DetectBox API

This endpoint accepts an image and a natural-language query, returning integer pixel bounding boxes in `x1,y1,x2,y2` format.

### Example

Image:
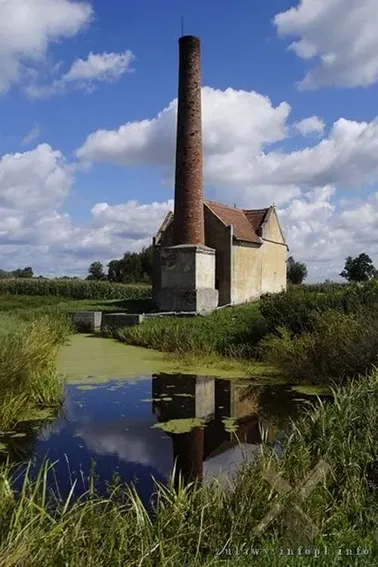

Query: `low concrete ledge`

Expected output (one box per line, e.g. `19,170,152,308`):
101,312,145,331
68,311,102,332
69,309,216,334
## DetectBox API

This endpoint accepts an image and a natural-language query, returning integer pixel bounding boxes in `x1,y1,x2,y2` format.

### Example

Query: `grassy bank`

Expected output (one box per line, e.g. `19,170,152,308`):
0,312,73,430
108,280,378,385
0,371,377,566
108,302,267,359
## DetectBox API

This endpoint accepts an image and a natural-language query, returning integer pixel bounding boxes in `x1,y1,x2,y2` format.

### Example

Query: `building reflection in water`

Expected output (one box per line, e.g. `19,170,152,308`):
152,373,279,486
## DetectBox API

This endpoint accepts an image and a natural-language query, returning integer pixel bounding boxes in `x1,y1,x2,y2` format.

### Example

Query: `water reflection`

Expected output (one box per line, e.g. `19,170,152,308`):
151,375,308,486
0,374,318,504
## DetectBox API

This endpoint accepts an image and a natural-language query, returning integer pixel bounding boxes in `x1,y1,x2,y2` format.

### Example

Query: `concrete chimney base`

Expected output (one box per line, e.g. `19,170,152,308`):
157,244,219,313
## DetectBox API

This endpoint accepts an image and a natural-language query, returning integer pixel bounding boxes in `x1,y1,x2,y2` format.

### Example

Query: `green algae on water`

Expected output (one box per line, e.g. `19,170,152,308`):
222,417,238,433
57,334,279,384
19,408,57,422
174,393,194,398
152,418,205,434
292,385,331,396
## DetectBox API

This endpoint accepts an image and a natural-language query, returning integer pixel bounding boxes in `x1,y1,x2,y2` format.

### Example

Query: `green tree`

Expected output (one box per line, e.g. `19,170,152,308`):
106,244,154,284
13,266,34,278
87,261,107,281
287,256,308,285
107,259,121,283
340,253,376,282
140,245,153,282
120,252,143,283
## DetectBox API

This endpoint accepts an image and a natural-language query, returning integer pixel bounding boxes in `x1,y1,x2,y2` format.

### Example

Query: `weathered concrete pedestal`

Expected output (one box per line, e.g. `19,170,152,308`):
157,244,219,313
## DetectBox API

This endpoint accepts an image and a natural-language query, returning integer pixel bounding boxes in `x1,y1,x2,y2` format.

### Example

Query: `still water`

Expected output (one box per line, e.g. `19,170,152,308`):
0,374,320,505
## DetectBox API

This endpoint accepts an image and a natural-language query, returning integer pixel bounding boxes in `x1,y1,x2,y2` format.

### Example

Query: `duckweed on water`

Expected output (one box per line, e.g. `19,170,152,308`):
221,417,238,433
152,418,205,434
58,335,278,384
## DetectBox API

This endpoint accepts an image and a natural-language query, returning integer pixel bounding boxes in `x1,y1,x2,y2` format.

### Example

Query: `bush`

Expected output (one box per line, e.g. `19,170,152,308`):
259,280,378,336
260,308,378,384
0,278,151,300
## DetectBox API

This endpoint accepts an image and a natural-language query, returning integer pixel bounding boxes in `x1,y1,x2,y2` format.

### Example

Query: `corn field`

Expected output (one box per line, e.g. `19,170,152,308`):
0,278,152,300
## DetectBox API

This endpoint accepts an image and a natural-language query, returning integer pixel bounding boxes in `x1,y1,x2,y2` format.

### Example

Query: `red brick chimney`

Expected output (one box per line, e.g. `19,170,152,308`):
173,35,205,246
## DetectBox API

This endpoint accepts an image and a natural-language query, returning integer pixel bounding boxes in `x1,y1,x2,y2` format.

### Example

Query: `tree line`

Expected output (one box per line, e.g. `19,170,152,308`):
287,252,378,284
86,246,153,283
0,250,376,285
0,267,34,279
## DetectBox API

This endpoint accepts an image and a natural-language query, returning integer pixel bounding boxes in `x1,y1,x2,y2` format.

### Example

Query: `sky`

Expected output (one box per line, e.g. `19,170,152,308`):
1,0,378,281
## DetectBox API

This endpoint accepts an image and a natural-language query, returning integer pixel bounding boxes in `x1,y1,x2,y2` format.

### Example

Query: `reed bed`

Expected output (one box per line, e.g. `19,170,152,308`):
0,312,73,430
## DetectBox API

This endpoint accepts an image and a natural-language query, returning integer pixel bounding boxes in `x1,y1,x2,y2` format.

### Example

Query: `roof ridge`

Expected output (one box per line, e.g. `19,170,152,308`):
204,199,243,211
243,207,270,213
206,200,271,215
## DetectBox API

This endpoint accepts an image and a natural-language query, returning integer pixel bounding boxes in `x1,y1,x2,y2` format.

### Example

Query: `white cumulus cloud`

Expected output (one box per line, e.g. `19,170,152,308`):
274,0,378,89
294,116,325,136
0,0,93,93
26,49,135,98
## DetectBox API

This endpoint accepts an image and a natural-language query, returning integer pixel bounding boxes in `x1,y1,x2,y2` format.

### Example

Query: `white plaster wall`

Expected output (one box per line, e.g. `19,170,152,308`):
195,377,215,419
231,244,262,304
260,240,287,294
195,249,216,288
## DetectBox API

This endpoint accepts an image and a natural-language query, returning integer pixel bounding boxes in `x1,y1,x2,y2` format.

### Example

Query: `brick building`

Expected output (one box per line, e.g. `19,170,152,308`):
152,35,287,312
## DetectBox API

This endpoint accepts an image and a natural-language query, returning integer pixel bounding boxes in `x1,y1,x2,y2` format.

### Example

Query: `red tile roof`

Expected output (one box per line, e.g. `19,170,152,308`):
204,201,269,244
155,201,271,245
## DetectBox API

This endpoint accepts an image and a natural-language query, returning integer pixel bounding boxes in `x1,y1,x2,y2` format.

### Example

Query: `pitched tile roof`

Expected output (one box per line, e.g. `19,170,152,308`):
204,200,269,244
155,201,271,245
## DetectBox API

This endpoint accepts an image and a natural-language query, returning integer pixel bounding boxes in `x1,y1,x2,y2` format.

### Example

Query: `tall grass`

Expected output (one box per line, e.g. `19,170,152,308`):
0,278,151,300
107,303,267,359
260,307,378,384
0,312,73,430
0,372,377,565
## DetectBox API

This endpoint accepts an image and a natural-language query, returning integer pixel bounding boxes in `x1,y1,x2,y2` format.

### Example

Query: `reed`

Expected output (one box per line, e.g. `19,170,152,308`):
0,312,73,430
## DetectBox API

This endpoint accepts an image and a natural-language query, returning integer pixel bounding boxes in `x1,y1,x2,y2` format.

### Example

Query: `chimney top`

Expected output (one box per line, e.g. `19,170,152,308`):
179,35,200,42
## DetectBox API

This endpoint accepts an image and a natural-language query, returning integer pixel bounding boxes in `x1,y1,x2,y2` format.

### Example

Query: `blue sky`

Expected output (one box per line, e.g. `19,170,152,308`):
1,0,378,280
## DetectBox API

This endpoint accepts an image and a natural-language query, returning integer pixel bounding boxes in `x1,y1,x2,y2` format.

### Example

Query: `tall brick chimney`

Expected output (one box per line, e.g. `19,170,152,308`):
173,35,205,245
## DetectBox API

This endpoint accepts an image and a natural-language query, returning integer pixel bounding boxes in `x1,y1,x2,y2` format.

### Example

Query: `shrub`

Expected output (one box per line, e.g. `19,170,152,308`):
260,308,378,384
259,280,378,336
0,278,151,301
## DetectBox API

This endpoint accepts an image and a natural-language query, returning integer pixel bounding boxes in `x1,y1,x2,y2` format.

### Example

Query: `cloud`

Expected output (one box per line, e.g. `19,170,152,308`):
21,123,41,146
294,116,325,136
25,49,135,98
77,87,290,166
0,0,93,93
77,87,378,206
77,86,293,206
63,50,135,83
0,144,73,212
0,145,171,275
274,0,378,89
278,188,378,280
2,87,378,281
